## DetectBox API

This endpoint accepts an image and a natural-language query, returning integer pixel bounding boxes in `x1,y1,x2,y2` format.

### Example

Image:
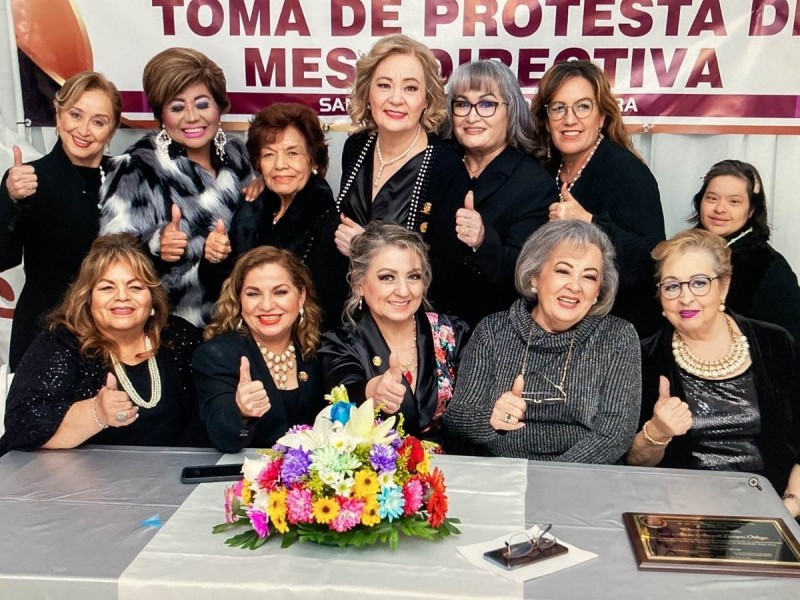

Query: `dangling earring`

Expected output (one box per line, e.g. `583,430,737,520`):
214,127,227,161
105,140,112,154
546,135,552,161
237,318,244,330
719,300,726,312
155,126,172,159
299,306,305,324
358,296,363,311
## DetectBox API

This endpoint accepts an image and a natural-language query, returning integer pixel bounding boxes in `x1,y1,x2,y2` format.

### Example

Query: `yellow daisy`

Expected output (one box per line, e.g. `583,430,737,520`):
312,496,340,524
353,468,380,498
361,499,381,526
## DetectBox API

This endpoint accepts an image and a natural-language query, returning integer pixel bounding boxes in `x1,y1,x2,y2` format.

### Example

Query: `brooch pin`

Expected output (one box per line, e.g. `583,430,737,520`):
298,371,308,382
372,356,382,367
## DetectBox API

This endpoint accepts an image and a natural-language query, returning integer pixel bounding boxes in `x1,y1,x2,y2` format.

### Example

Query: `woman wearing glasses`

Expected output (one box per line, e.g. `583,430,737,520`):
627,230,800,518
436,60,557,327
531,60,665,338
445,220,641,462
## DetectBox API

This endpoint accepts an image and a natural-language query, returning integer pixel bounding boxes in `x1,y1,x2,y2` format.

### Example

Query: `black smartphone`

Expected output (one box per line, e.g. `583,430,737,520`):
180,463,244,484
483,542,569,570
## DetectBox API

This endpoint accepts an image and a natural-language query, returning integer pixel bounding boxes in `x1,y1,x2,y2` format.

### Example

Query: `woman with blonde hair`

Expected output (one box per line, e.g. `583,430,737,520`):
192,246,324,452
0,234,205,454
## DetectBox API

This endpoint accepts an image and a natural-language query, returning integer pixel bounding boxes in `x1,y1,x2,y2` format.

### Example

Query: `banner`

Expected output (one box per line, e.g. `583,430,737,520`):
11,0,800,132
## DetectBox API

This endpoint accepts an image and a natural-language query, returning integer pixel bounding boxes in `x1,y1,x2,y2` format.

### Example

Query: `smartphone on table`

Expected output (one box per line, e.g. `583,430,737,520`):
180,463,244,484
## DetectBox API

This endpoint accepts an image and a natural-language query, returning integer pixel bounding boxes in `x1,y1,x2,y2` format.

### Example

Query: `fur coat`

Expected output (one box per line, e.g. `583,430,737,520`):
99,133,250,326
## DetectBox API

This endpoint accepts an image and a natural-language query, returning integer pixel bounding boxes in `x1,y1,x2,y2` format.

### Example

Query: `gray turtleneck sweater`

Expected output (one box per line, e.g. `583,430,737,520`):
444,298,641,463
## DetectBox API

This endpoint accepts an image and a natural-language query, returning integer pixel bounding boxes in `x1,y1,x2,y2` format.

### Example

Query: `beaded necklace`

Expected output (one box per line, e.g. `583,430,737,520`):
374,125,421,188
672,316,750,379
257,342,296,390
556,133,603,201
111,336,161,409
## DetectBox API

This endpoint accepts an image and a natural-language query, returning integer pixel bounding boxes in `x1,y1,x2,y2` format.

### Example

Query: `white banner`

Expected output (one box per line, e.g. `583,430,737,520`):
10,0,800,132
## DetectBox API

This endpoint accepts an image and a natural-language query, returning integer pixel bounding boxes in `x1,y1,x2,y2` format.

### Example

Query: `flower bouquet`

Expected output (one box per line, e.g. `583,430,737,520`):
213,386,460,549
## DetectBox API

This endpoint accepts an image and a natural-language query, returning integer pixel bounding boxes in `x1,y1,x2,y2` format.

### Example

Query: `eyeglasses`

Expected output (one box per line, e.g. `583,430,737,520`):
504,525,556,561
656,275,720,300
451,100,507,118
520,327,575,407
545,99,595,120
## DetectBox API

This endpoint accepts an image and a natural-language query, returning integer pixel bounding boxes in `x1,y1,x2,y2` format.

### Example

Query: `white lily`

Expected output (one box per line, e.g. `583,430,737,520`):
276,406,336,450
242,456,268,482
345,398,398,446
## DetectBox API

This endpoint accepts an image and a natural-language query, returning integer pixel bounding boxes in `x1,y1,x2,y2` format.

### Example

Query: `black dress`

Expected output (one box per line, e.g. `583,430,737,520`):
319,309,469,447
0,316,206,454
192,331,325,453
433,146,557,327
557,137,665,338
0,140,110,371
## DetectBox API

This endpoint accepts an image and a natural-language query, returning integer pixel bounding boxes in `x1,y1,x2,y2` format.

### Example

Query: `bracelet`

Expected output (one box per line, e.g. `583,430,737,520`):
782,493,800,508
90,397,108,430
642,420,672,446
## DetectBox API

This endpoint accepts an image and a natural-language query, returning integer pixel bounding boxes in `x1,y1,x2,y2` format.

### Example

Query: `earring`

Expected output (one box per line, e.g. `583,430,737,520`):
150,308,155,317
214,127,227,161
299,306,305,324
155,126,172,160
719,300,726,312
312,167,319,175
531,286,538,295
358,296,363,311
546,135,552,161
105,141,112,154
237,318,244,330
662,311,666,317
592,297,598,305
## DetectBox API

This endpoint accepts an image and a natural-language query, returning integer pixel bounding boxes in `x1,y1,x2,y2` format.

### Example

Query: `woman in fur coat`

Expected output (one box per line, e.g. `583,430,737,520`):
100,48,251,327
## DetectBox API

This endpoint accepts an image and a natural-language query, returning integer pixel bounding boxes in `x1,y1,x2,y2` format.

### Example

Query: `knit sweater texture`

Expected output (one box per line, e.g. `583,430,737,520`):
444,298,641,462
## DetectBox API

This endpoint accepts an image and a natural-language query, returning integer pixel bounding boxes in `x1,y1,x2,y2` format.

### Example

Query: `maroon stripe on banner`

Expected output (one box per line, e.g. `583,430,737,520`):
120,92,800,120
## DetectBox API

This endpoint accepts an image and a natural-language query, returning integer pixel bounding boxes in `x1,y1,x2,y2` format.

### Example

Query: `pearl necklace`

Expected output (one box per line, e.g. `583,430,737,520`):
374,125,421,188
726,227,753,247
672,316,750,379
556,133,604,201
111,336,162,409
99,165,106,185
257,342,296,390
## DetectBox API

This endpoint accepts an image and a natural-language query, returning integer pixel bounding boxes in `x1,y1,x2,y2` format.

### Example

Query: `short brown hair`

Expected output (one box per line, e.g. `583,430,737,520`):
143,47,229,122
531,60,639,167
54,71,122,128
651,229,732,282
348,34,446,134
246,102,329,177
204,247,322,359
49,234,169,363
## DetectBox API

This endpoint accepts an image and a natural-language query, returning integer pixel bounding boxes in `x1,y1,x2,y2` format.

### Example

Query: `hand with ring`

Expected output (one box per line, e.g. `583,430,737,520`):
204,218,231,264
455,191,485,250
491,375,526,431
95,373,138,428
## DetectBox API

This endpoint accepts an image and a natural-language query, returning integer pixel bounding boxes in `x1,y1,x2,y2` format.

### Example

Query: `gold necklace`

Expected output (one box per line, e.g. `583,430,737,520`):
396,322,417,385
374,125,421,188
519,320,574,404
110,336,162,409
257,342,296,390
672,316,750,378
556,133,603,201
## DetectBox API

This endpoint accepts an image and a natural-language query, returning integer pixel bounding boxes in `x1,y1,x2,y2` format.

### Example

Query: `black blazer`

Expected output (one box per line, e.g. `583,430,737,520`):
640,313,799,492
0,141,109,370
192,331,324,453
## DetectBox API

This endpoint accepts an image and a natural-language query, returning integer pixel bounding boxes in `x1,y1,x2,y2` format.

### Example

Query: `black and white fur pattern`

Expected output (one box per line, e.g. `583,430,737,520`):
99,132,251,326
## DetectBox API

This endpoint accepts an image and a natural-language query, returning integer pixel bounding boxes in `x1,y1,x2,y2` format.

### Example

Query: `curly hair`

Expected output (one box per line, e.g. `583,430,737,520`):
531,60,639,168
204,247,321,359
48,234,169,364
348,34,446,134
143,47,229,122
246,102,329,177
652,229,733,283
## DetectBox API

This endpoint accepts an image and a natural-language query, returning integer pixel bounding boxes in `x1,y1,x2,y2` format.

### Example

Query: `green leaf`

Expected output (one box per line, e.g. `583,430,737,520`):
212,519,249,534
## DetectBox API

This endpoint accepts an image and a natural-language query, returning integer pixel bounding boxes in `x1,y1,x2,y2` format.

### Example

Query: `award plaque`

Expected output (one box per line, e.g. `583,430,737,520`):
622,512,800,577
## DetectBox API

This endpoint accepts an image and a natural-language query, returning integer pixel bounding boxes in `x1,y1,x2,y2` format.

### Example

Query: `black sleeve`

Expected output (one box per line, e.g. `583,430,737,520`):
749,258,800,344
229,193,265,257
0,170,25,272
318,328,370,406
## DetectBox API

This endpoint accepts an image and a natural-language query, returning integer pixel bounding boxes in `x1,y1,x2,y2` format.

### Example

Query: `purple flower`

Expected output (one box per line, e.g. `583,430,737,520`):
281,448,311,484
369,443,397,473
390,434,403,450
246,507,269,539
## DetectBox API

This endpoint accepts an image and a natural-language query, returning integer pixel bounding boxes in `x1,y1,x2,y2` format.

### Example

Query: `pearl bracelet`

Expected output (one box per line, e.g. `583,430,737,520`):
782,493,800,508
90,397,108,430
642,420,671,446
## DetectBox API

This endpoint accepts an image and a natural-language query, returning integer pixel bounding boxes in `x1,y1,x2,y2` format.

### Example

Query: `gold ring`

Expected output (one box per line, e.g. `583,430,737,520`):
458,225,468,236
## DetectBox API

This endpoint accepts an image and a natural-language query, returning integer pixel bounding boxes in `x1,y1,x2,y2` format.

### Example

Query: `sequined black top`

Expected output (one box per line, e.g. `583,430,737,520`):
0,316,207,454
680,368,763,473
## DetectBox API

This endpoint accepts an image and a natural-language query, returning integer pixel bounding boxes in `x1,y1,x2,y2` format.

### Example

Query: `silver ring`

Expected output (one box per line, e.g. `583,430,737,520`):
504,413,512,424
115,410,128,423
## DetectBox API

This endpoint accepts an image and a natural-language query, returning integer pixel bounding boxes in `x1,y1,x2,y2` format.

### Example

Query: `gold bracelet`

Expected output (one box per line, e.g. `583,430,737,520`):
90,397,108,430
782,493,800,508
642,420,671,446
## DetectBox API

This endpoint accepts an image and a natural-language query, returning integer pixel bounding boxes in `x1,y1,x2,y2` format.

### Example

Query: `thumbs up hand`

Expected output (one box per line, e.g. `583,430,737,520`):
6,145,38,201
334,213,365,257
369,351,406,415
160,204,189,262
95,372,138,428
648,375,692,441
491,374,526,431
204,217,231,263
235,356,270,418
548,182,592,222
455,190,485,249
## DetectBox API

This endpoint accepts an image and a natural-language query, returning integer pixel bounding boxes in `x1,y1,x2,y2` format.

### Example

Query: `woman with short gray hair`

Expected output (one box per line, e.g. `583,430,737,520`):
445,220,641,462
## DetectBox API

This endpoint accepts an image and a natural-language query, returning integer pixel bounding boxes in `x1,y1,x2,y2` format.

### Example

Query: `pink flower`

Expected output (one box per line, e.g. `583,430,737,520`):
330,497,365,532
402,478,425,516
286,487,314,524
246,507,270,539
224,485,238,523
256,458,283,491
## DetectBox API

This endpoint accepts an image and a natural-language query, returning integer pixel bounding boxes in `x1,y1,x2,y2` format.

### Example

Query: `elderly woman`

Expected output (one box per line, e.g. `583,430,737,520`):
531,60,665,338
330,34,470,316
320,222,469,447
691,159,800,342
192,247,325,453
100,47,251,327
0,234,204,454
627,230,800,518
438,60,557,326
444,220,641,462
1,71,121,370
